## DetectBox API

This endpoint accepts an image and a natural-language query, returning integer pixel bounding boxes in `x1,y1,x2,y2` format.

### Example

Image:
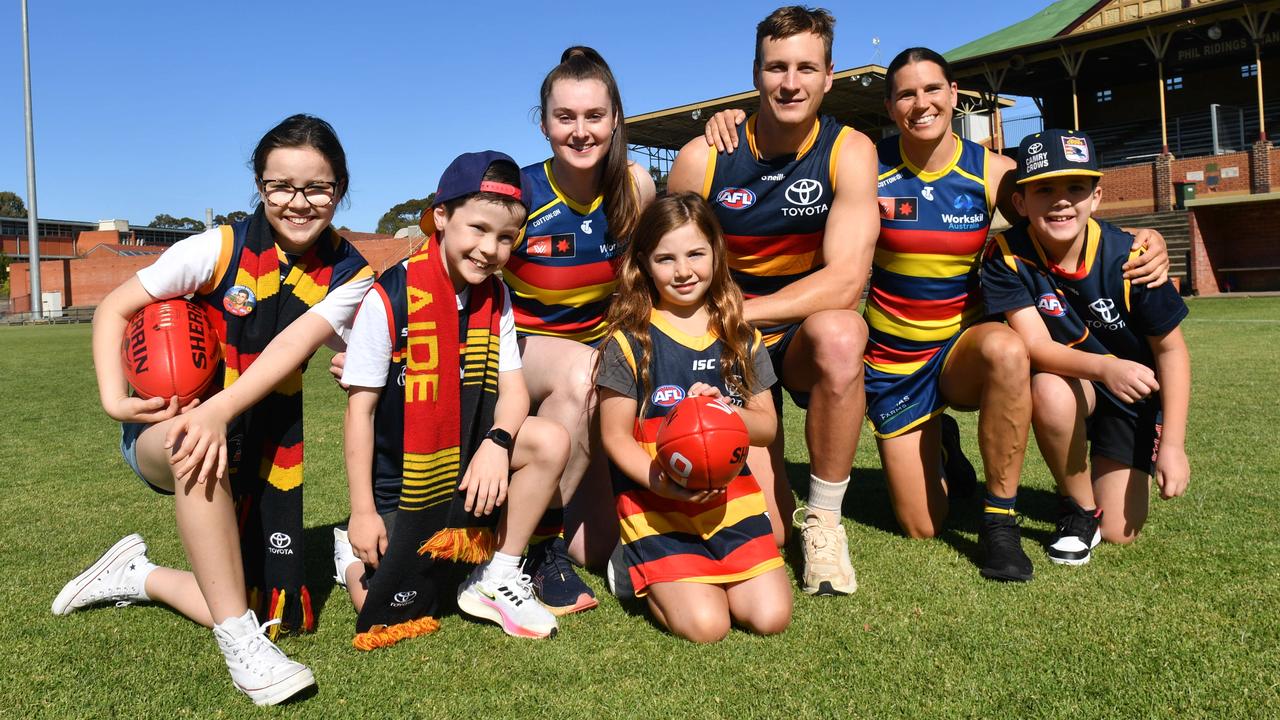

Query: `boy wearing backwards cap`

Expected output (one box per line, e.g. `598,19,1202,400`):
982,130,1190,566
336,151,570,645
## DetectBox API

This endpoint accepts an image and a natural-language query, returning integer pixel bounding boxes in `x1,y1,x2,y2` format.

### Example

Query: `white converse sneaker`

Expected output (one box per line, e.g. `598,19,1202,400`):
213,610,316,706
52,533,154,615
333,527,359,588
794,507,858,596
456,564,558,639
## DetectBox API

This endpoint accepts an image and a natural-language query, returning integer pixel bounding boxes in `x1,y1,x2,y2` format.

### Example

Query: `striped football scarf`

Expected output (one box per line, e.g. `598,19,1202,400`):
215,205,368,639
354,234,502,651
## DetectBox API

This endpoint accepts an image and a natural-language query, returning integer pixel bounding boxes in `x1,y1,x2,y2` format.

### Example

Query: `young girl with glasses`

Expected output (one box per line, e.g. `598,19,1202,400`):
53,114,373,706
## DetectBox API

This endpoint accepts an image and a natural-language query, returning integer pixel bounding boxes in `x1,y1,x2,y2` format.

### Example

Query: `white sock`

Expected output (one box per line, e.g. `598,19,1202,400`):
485,551,522,579
808,474,850,514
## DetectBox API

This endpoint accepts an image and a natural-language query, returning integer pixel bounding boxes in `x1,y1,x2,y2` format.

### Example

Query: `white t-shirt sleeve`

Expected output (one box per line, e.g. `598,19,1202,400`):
498,285,521,373
340,289,393,389
134,227,222,299
311,270,374,343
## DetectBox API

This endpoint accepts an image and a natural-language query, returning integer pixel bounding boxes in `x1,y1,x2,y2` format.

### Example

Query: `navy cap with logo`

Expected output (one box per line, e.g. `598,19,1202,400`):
1016,129,1104,185
419,150,532,235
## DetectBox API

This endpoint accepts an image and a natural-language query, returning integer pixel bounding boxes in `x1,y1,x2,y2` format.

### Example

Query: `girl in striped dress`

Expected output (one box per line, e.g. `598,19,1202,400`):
595,193,790,643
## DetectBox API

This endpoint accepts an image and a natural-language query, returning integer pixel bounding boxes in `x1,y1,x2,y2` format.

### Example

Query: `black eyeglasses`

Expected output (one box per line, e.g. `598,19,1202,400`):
259,179,338,208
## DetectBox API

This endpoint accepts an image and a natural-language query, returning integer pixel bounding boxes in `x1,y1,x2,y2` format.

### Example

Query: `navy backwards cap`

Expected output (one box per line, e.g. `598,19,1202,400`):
419,150,531,235
1016,129,1104,185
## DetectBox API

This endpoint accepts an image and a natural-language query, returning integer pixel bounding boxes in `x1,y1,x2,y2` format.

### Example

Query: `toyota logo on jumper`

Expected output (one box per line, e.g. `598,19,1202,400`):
785,178,823,206
392,591,417,607
1089,298,1119,323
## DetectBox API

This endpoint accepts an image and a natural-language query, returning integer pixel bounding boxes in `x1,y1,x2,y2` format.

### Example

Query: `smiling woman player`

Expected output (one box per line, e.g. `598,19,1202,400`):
53,115,372,706
503,46,655,613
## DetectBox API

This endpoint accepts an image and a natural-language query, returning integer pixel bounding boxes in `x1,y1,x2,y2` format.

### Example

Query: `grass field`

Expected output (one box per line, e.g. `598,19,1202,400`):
2,297,1278,719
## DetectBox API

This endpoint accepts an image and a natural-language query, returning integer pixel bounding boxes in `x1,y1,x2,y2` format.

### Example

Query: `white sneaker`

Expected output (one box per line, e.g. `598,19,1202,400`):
456,564,558,639
606,542,634,599
794,507,858,596
333,527,359,588
213,610,316,706
52,533,154,615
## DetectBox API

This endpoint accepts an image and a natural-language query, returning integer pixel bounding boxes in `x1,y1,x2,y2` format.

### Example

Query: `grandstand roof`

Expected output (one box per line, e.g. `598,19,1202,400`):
945,0,1098,62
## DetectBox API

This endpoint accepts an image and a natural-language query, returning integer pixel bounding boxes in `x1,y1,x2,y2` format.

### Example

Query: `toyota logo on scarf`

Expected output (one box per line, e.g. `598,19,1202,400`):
267,532,295,556
392,591,418,607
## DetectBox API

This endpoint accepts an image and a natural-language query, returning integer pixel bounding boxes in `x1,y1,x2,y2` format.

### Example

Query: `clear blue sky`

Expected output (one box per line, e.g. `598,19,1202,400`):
1,1,1046,233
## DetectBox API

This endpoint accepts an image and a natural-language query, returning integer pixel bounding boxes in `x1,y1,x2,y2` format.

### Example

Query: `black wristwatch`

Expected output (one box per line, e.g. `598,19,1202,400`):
483,427,514,451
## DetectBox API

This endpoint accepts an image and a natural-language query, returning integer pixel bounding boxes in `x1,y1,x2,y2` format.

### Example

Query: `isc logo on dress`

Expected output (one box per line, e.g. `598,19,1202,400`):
716,187,755,210
652,385,685,407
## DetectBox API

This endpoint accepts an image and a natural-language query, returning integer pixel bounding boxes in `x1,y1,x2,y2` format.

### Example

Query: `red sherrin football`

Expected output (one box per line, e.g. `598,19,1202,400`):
121,299,221,405
654,395,750,491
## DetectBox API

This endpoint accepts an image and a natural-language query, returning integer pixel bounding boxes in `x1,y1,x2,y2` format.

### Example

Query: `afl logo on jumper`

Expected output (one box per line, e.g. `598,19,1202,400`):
652,385,685,407
716,187,756,210
1037,293,1067,317
392,591,417,607
785,178,823,206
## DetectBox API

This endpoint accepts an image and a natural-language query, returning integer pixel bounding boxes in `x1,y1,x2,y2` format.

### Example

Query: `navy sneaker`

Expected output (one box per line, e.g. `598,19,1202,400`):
525,537,598,616
979,512,1033,582
939,414,977,499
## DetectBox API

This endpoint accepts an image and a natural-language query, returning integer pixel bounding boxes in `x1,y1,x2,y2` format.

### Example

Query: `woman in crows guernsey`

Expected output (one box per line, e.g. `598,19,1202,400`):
504,46,656,613
54,115,373,706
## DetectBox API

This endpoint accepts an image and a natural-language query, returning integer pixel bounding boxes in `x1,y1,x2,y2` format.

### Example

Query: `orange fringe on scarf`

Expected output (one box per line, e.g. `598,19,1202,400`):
352,617,441,651
418,527,495,563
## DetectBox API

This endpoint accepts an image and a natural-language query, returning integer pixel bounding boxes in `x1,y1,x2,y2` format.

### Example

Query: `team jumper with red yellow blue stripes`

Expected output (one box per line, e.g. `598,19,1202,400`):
703,114,854,358
502,159,621,344
863,134,997,438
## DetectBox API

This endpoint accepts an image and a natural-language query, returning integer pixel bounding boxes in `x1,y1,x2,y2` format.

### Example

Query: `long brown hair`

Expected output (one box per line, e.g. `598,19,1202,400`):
539,46,641,241
596,193,758,405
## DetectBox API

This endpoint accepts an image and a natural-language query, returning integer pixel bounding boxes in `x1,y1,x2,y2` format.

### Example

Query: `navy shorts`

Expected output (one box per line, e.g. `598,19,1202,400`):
863,328,970,439
1088,391,1162,476
120,422,173,495
766,323,811,411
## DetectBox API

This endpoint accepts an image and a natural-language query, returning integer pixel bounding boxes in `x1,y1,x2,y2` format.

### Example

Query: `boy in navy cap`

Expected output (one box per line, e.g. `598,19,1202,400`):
982,130,1190,566
336,151,570,646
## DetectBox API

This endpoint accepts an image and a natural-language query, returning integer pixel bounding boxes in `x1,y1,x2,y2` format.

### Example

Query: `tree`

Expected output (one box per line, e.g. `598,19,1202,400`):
212,210,249,226
376,195,434,235
0,191,27,218
149,214,206,231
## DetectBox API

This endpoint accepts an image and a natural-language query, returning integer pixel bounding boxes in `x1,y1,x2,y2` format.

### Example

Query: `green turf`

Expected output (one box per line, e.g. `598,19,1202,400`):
3,298,1278,718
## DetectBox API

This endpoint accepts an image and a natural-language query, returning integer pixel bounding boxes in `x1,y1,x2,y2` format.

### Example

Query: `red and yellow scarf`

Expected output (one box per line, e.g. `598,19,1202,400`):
201,206,370,640
354,235,503,650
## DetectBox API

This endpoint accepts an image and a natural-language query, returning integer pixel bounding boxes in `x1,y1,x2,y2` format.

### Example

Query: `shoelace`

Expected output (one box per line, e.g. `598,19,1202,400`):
85,562,143,603
984,512,1025,543
793,509,842,560
226,618,286,676
537,541,574,582
1056,506,1096,541
492,573,536,607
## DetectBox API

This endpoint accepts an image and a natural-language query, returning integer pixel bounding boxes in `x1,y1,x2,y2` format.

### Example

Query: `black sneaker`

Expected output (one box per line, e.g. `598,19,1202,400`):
1047,497,1102,566
939,414,977,499
525,537,598,616
979,512,1033,582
